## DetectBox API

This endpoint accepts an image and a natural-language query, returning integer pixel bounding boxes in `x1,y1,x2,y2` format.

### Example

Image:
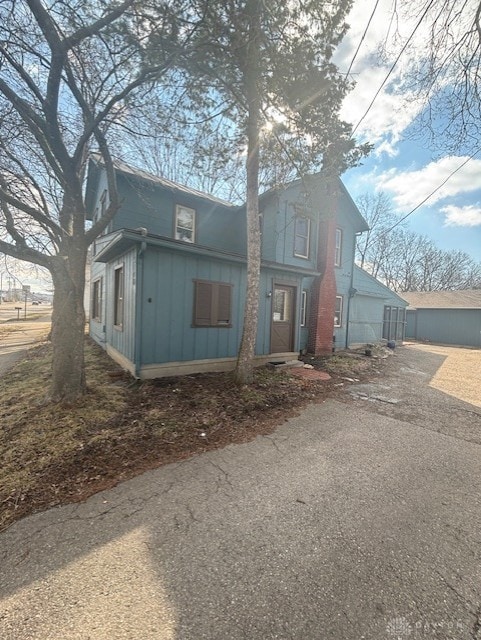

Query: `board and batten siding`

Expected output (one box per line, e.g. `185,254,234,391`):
105,249,137,365
406,308,481,347
261,183,319,271
113,174,246,255
139,249,245,365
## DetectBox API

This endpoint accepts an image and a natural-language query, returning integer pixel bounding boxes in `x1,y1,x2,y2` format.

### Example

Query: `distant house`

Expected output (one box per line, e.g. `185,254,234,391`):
403,290,481,348
85,157,403,378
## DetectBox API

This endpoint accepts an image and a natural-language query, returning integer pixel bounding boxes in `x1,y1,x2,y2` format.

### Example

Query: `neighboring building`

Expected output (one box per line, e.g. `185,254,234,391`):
85,157,400,378
403,290,481,348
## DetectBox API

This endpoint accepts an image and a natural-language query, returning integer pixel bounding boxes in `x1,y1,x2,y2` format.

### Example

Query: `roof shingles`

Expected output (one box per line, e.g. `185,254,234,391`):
401,290,481,309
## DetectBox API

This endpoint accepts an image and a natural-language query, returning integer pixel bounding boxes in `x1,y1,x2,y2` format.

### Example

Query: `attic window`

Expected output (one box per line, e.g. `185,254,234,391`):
193,280,232,327
175,205,195,243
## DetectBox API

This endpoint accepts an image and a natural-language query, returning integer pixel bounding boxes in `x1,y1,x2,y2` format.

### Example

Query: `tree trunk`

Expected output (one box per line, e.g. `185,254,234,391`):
50,247,87,403
234,0,261,385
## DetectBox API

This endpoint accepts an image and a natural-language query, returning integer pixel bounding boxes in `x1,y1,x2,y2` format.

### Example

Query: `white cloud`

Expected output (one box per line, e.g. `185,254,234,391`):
442,204,481,227
376,157,481,210
335,0,470,155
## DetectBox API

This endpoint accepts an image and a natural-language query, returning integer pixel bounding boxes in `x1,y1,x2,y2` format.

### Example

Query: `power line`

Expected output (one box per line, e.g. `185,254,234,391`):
362,146,481,245
351,0,436,137
345,0,381,79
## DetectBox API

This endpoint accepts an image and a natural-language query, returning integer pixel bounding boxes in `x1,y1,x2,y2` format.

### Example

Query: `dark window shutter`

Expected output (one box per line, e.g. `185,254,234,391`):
195,281,213,325
217,284,231,324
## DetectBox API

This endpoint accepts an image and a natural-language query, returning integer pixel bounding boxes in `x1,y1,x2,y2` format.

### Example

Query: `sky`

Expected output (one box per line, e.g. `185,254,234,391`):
2,0,480,295
336,0,481,261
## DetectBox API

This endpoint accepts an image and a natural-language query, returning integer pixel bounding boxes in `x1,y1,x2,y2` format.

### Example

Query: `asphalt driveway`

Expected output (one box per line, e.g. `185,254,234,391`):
1,344,480,640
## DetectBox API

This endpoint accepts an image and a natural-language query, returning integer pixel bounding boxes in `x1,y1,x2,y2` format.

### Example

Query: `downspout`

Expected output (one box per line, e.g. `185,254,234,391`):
134,239,147,378
345,232,361,349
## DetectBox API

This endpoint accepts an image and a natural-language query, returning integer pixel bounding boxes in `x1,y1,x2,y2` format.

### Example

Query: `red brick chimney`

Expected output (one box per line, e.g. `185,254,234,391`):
307,215,337,355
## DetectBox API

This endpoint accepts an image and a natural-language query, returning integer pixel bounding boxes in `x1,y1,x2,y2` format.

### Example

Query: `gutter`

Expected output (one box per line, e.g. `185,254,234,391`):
345,233,361,348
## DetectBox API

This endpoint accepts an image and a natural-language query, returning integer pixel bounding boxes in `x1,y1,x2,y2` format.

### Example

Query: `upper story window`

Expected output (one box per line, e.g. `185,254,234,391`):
175,205,196,243
335,228,342,267
100,190,107,217
294,216,310,259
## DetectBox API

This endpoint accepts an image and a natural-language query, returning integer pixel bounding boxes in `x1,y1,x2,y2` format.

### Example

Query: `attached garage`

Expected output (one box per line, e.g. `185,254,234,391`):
403,290,481,348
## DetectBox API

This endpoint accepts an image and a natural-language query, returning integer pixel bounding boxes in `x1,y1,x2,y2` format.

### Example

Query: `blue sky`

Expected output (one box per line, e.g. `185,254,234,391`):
5,0,480,295
336,0,481,261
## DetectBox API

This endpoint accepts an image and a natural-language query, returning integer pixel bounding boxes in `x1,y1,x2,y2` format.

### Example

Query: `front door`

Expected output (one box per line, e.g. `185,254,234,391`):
270,284,296,353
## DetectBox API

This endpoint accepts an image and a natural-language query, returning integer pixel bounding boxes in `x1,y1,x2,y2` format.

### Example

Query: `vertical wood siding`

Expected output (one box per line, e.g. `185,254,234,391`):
409,309,481,347
104,249,137,362
140,249,246,365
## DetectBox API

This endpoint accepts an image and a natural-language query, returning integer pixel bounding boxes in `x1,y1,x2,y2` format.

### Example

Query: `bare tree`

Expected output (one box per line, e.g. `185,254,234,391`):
356,192,401,272
0,0,186,402
356,192,481,291
390,0,481,154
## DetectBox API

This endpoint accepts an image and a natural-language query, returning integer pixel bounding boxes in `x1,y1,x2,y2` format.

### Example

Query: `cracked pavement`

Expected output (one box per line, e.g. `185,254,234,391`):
1,343,481,639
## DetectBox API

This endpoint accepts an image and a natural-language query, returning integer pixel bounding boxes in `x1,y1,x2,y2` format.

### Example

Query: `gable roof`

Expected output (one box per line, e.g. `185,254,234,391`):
87,154,236,211
402,289,481,309
259,174,369,233
86,155,369,233
353,266,408,305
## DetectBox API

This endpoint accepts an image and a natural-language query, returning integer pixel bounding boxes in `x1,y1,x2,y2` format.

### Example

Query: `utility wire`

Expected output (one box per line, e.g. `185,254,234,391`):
345,0,381,79
341,1,481,244
361,146,481,246
351,0,436,136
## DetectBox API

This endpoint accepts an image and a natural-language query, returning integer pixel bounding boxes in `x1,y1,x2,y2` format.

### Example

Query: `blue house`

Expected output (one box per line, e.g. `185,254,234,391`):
86,157,399,378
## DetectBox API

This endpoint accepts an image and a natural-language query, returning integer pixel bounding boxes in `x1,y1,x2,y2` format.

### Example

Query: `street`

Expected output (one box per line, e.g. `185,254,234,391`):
0,304,52,376
0,343,480,640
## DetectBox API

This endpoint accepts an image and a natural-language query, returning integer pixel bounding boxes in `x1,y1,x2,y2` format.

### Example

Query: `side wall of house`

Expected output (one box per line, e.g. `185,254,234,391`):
139,249,245,366
261,183,319,271
112,174,246,255
333,206,357,349
407,309,481,347
90,248,137,372
138,246,307,367
347,295,386,345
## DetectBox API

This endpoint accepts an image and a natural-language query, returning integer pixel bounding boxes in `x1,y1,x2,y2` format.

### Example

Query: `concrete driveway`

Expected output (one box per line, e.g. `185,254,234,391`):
1,344,480,640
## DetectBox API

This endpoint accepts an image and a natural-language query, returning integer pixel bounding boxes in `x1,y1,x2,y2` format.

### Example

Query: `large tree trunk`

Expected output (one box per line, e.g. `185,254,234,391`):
234,0,261,385
50,246,87,403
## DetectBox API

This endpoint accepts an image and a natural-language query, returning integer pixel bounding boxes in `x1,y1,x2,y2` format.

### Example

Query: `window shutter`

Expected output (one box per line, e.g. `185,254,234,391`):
217,284,231,324
195,281,212,325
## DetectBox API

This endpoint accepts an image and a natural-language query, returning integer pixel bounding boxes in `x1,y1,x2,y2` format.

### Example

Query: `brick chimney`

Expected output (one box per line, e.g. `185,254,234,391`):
307,215,337,355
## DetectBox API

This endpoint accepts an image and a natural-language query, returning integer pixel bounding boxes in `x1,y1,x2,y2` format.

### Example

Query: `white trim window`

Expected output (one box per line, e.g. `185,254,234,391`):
300,290,308,327
294,216,310,258
175,205,196,243
92,277,103,322
335,228,342,267
334,295,343,327
113,265,124,329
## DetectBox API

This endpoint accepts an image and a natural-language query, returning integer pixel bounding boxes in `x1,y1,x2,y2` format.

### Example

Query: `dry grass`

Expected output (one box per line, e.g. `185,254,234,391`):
0,340,128,529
